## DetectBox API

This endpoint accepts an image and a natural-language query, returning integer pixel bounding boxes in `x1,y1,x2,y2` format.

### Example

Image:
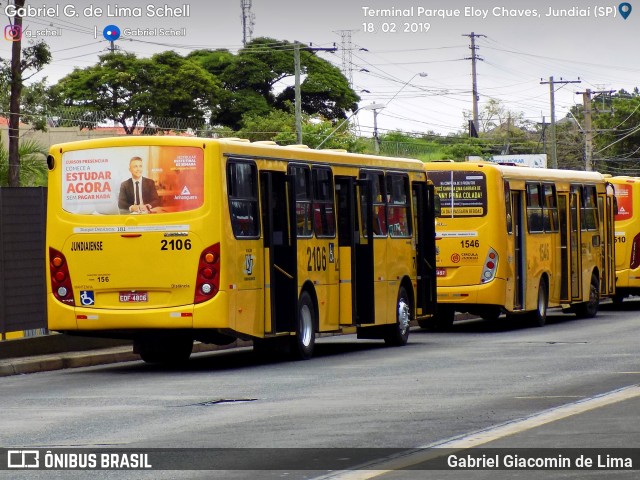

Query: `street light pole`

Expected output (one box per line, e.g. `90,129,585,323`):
316,72,426,151
386,72,428,106
316,103,384,149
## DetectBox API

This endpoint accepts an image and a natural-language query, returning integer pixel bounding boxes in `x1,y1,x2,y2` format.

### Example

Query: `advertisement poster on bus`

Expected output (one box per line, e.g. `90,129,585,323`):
429,170,487,217
614,183,633,221
61,146,204,215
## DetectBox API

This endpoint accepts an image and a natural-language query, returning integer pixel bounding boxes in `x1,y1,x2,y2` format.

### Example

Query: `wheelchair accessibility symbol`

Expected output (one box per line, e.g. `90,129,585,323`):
80,291,95,306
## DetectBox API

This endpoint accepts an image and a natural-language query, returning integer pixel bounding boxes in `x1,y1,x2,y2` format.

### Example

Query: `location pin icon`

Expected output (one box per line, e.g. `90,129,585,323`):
619,2,632,19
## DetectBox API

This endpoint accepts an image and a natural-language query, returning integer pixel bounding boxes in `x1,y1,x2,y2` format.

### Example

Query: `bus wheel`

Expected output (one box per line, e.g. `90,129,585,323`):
136,335,193,364
385,286,411,346
290,291,315,360
574,275,600,319
528,278,548,327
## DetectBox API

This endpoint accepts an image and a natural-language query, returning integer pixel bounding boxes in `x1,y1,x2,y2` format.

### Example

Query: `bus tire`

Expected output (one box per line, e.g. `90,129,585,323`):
574,274,600,319
290,291,315,360
137,335,193,364
384,286,411,346
527,277,548,327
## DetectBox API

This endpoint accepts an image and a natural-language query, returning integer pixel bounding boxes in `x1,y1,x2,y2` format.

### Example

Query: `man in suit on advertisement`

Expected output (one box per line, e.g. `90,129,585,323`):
118,156,160,214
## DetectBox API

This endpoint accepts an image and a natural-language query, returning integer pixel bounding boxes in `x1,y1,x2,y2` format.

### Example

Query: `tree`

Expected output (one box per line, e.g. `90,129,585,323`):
193,37,359,130
0,137,47,187
54,52,222,133
587,90,640,174
54,52,155,134
0,6,51,186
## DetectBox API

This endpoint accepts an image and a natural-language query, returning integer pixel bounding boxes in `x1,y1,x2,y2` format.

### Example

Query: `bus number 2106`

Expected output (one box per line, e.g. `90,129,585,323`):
161,239,192,251
307,246,327,272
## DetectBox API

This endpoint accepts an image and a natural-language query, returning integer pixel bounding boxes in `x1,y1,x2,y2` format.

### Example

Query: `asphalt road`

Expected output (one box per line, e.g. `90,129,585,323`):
1,301,639,479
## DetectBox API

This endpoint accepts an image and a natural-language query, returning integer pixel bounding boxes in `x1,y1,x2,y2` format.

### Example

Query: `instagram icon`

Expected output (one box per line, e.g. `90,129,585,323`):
4,24,22,41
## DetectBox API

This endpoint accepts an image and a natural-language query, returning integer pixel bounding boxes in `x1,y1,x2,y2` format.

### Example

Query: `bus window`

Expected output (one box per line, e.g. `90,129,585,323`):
386,174,411,237
227,160,260,238
526,183,544,233
504,181,513,234
289,164,313,237
543,183,559,232
312,167,336,237
361,171,387,236
583,185,598,231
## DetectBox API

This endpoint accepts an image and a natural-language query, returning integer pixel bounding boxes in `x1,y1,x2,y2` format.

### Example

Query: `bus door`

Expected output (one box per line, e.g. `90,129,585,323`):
336,176,355,325
511,190,525,310
602,191,616,296
336,177,375,325
260,171,298,334
412,181,437,317
604,195,616,295
569,186,583,301
558,192,570,302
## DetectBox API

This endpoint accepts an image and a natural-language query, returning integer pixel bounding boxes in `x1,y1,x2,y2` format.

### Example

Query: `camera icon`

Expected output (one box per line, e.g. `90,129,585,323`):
4,24,22,41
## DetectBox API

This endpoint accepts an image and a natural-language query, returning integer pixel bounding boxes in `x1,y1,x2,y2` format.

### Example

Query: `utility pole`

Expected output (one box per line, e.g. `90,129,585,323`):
582,89,593,171
8,0,25,187
463,32,486,135
294,43,302,144
540,76,581,169
576,88,615,171
293,42,338,144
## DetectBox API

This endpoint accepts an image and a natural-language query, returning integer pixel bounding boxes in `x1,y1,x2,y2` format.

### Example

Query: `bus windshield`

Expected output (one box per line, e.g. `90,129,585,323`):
61,145,204,215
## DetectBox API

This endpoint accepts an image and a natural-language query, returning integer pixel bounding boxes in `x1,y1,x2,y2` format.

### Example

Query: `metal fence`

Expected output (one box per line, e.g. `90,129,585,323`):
0,187,47,339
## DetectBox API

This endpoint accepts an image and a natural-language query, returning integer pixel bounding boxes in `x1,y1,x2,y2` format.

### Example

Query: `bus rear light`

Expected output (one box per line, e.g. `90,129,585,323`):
481,247,499,284
201,267,214,279
630,233,640,270
195,243,220,304
49,247,75,306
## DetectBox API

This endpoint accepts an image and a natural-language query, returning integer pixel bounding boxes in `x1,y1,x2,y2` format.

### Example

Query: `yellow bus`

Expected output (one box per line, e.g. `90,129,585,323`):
423,161,615,328
608,176,640,304
46,136,437,362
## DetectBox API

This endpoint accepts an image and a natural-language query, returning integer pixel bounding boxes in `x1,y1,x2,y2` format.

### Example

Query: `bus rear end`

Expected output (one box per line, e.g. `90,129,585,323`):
46,137,223,362
610,176,640,302
426,163,509,326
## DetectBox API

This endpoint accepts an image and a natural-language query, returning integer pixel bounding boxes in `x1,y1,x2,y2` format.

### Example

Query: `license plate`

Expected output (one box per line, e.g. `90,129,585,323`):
119,292,148,302
436,268,447,277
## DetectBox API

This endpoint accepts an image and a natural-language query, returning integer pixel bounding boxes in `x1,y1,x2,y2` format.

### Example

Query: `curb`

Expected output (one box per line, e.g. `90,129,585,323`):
0,340,254,377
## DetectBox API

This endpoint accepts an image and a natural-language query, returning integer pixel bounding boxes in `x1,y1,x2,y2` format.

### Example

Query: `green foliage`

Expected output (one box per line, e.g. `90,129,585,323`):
0,138,48,186
236,108,365,151
53,39,358,134
0,40,53,131
54,51,222,133
588,90,640,174
192,37,359,130
237,109,296,142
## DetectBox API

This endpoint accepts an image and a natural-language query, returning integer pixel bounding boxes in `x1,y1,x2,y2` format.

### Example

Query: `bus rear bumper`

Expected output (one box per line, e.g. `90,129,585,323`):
436,278,507,308
47,292,230,331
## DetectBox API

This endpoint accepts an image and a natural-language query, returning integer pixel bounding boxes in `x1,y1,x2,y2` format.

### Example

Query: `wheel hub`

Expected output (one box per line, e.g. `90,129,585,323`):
398,300,410,331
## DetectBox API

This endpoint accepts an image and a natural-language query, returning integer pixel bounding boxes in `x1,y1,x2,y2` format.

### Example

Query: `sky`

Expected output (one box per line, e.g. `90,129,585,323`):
1,0,639,137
